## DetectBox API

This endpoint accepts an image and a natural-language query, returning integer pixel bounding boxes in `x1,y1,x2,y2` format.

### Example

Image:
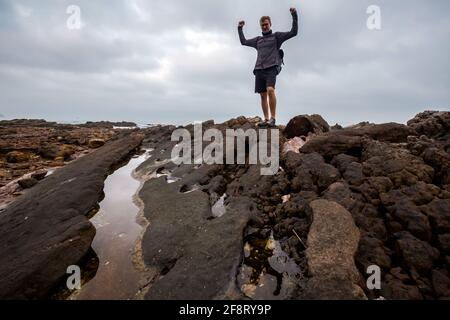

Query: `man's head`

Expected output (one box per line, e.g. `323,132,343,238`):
259,16,272,32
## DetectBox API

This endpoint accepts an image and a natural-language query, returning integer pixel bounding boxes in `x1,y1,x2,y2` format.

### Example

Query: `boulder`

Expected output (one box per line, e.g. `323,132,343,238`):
347,123,416,143
407,111,450,139
431,269,450,297
331,154,359,173
395,231,440,275
356,236,391,271
358,177,394,203
437,234,450,253
390,199,432,241
38,144,59,159
88,138,106,149
284,114,330,139
6,151,29,163
421,199,450,233
300,134,363,160
381,275,423,300
284,152,340,192
30,169,47,181
362,140,434,187
302,199,366,299
17,177,38,189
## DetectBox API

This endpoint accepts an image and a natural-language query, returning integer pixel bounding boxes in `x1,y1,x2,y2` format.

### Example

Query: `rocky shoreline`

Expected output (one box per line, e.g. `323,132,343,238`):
0,119,137,209
0,111,449,300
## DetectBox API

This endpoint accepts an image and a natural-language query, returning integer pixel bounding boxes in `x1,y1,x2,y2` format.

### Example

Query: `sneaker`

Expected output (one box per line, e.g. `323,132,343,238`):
268,118,276,127
257,119,269,128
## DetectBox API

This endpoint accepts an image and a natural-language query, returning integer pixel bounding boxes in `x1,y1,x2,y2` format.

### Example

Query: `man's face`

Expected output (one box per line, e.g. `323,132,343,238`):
260,19,271,32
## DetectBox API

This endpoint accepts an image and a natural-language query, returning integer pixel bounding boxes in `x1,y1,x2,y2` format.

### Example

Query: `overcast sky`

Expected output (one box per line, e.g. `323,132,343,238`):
0,0,449,126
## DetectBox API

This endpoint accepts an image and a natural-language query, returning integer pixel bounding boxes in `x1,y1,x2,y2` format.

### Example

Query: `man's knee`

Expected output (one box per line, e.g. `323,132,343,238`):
260,92,268,99
267,86,275,96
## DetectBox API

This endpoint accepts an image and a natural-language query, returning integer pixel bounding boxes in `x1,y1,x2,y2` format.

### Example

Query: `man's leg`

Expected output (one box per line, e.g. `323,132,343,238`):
267,86,277,120
260,92,270,120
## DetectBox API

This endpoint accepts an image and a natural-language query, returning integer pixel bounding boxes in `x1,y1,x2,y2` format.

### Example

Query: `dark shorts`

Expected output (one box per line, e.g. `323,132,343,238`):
254,66,278,94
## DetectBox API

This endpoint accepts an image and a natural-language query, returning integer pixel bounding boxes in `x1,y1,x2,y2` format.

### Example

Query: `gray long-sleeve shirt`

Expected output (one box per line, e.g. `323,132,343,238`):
238,12,298,72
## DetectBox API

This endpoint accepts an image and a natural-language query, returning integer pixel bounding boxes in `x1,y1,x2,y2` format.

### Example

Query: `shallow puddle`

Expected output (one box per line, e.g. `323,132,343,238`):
238,230,302,300
69,150,151,300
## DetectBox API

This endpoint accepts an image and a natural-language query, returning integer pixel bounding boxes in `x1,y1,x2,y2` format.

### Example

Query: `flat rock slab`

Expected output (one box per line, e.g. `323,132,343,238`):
302,199,366,299
0,133,143,299
139,170,252,300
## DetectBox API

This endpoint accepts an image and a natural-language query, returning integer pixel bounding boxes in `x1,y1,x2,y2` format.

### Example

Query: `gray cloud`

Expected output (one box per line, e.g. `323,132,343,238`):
0,0,449,126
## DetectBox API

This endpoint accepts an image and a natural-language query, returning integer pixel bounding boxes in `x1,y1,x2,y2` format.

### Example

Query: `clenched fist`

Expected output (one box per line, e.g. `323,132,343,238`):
238,20,245,28
290,7,297,15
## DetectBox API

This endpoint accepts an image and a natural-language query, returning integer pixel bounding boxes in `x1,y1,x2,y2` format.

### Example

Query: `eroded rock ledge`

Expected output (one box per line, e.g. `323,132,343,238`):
135,111,450,300
0,132,143,299
1,110,449,300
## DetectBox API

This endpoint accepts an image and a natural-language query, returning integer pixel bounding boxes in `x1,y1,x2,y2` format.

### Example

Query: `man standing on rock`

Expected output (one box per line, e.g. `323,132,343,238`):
238,8,299,128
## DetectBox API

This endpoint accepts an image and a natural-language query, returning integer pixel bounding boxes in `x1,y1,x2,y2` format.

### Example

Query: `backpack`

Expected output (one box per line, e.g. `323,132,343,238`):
276,49,284,75
276,34,285,74
279,49,285,65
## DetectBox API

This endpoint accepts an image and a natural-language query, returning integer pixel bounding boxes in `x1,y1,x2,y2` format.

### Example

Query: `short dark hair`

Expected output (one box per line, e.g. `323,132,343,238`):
260,16,271,25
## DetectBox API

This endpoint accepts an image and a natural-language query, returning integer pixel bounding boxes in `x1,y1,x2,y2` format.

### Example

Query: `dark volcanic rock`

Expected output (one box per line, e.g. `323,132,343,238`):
31,169,47,181
138,161,255,299
356,236,391,271
299,122,416,161
284,152,340,193
431,269,450,297
438,234,450,253
17,177,38,189
0,132,143,299
38,144,75,160
345,123,416,143
407,111,450,140
407,135,450,187
381,275,423,300
4,111,449,300
421,199,450,234
289,111,450,299
389,199,432,242
395,231,439,276
81,121,137,128
0,119,57,127
362,140,434,187
300,134,363,160
6,151,30,163
88,138,106,149
284,114,330,139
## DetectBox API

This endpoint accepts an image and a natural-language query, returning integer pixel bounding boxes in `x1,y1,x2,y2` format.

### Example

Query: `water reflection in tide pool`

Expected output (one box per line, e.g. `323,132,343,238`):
70,150,151,300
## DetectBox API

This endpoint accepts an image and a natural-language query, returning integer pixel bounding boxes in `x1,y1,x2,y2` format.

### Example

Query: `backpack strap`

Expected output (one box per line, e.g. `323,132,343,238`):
275,33,285,65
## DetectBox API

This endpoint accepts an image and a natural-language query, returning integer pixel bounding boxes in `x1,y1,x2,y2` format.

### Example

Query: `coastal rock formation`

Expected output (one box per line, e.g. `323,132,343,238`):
296,110,450,300
302,200,365,299
0,132,143,299
0,110,449,300
0,120,138,208
284,114,330,139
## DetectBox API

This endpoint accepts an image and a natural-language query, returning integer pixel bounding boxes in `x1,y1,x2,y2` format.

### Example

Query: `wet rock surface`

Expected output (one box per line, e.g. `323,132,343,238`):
1,110,449,300
0,132,144,299
0,119,136,208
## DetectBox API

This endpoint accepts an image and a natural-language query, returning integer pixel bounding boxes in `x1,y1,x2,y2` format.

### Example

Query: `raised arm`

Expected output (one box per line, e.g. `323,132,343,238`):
276,8,299,45
238,21,258,49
